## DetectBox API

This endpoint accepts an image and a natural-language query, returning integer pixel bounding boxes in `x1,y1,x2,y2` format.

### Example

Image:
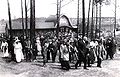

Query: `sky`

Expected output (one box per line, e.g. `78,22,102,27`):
0,0,120,20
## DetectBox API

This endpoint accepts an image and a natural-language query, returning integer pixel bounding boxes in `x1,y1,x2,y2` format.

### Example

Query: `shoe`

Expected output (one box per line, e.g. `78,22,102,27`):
88,65,91,67
75,66,77,69
84,68,89,70
97,66,102,68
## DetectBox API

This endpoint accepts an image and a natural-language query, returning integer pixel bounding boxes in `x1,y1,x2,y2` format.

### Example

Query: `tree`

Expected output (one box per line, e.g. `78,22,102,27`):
21,0,25,39
7,0,12,38
25,0,29,38
30,0,35,48
77,0,80,39
91,0,95,40
82,0,85,38
87,0,92,38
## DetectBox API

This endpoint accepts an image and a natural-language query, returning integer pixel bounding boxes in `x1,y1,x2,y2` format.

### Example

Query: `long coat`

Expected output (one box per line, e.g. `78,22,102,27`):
77,39,87,59
96,44,106,60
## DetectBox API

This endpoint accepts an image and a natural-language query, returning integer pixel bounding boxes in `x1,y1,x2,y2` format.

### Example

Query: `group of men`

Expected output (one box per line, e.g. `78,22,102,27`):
0,32,117,71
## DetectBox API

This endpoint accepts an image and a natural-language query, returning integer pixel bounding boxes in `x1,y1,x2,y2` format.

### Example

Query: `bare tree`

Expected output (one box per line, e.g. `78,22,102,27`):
25,0,28,38
7,0,12,38
87,0,92,38
21,0,25,38
82,0,85,38
30,0,35,47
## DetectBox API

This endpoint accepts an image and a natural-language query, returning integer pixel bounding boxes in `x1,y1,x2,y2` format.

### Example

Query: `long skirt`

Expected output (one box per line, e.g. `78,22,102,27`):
3,48,9,57
2,46,9,57
14,49,24,62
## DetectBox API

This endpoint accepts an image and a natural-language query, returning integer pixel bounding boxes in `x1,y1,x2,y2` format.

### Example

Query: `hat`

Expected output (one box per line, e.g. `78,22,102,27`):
14,37,19,40
36,37,40,40
15,39,20,42
83,36,87,41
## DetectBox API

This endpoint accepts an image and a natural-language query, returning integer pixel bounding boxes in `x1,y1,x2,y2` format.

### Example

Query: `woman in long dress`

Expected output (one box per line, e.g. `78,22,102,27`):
36,37,42,55
1,40,9,57
13,39,24,63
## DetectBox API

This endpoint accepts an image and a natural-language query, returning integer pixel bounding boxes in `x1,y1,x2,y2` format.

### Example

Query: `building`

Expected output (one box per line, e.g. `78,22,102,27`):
6,15,77,37
6,15,120,37
0,19,6,37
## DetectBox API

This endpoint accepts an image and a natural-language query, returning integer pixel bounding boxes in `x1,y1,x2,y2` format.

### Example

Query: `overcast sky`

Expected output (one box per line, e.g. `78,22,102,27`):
0,0,120,20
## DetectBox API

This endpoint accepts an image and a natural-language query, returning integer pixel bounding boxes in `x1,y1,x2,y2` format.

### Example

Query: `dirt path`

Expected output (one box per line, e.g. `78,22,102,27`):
0,50,120,77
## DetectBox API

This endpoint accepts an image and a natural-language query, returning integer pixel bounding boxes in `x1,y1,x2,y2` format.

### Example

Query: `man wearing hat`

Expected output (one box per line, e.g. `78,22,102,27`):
75,36,89,69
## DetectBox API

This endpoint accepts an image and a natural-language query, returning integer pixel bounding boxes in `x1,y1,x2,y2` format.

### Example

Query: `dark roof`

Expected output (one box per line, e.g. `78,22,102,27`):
7,18,55,29
7,15,76,30
45,15,57,22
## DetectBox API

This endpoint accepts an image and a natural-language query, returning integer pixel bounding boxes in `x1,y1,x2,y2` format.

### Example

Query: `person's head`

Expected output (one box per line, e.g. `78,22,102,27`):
15,39,20,44
83,36,87,41
98,40,102,45
63,38,67,45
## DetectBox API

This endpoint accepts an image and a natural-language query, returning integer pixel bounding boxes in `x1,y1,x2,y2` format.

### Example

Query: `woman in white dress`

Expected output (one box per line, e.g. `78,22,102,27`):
13,39,24,63
1,40,9,57
36,37,42,55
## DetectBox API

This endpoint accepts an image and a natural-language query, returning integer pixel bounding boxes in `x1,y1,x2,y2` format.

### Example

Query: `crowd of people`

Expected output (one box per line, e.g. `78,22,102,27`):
0,31,117,70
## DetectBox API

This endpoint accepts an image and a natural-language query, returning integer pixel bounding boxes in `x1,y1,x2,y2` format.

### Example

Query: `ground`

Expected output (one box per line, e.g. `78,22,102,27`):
0,49,120,77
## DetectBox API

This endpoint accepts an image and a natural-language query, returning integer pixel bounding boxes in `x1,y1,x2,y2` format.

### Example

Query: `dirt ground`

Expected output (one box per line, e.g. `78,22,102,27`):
0,49,120,77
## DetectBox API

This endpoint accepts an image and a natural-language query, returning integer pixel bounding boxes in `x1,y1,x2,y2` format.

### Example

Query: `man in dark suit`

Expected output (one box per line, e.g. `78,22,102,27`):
75,37,89,70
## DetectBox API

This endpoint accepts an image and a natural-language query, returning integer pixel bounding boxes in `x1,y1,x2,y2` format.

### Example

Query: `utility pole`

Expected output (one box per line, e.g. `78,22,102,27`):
7,0,12,38
25,0,28,38
21,0,25,39
30,0,35,48
82,0,85,39
87,0,92,38
77,0,80,39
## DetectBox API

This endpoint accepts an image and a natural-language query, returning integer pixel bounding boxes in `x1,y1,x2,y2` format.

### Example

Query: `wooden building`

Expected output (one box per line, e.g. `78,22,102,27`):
6,15,77,37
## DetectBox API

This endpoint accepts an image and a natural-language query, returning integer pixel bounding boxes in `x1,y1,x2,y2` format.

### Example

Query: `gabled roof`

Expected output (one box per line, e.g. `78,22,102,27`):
46,15,74,28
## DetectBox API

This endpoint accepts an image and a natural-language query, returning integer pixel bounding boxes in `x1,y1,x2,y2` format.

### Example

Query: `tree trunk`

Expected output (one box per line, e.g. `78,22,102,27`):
87,0,91,38
82,0,85,39
21,0,24,39
77,0,80,39
7,0,12,38
30,0,35,48
95,3,98,38
91,0,94,40
99,2,101,38
25,0,28,38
